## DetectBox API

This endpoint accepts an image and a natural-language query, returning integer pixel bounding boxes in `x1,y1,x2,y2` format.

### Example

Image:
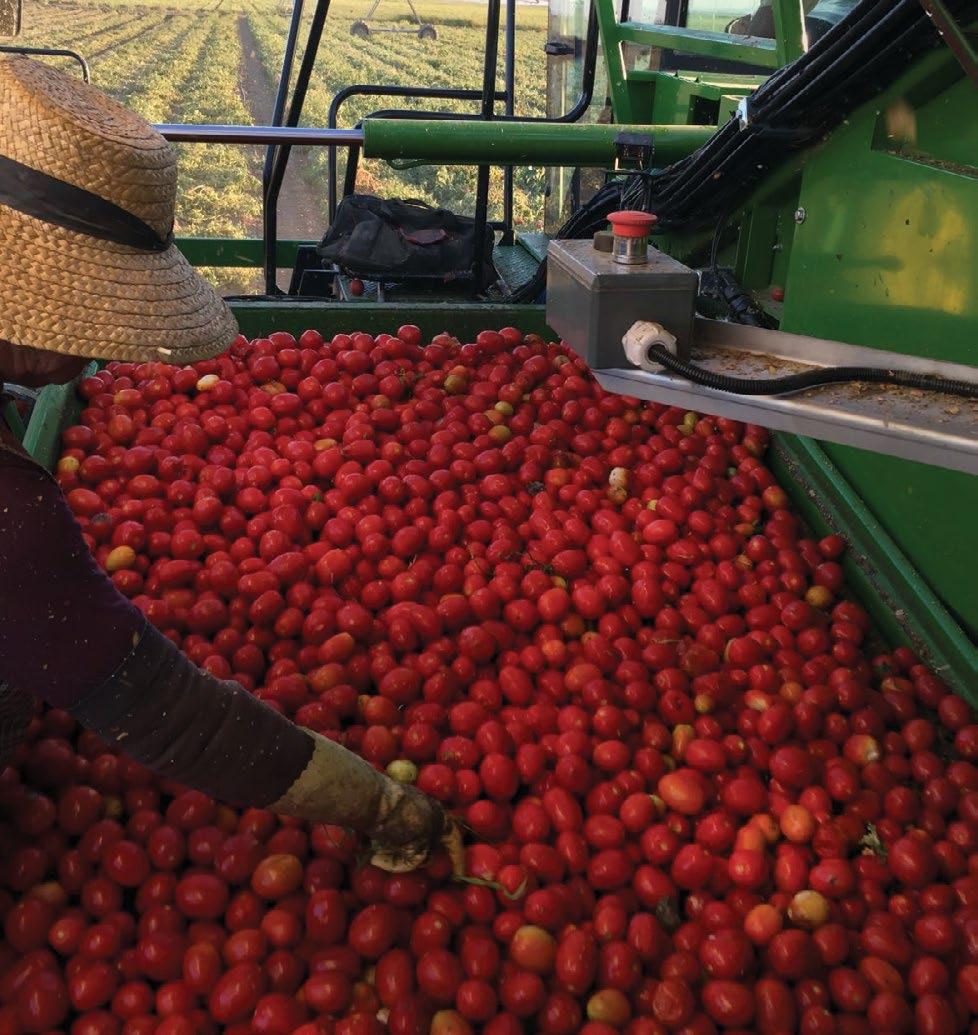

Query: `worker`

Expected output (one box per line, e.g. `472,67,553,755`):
0,56,446,871
726,0,852,41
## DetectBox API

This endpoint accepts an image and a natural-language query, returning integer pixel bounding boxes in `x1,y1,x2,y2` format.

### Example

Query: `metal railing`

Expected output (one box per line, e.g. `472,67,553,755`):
157,125,365,146
0,43,89,80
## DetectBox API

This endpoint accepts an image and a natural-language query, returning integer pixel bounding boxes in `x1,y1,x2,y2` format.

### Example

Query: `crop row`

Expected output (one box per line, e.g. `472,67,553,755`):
23,4,162,64
171,14,262,248
24,4,119,43
84,13,204,106
38,6,171,65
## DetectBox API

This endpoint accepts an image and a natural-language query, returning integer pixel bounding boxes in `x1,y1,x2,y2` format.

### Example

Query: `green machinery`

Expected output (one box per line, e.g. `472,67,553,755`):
10,0,978,692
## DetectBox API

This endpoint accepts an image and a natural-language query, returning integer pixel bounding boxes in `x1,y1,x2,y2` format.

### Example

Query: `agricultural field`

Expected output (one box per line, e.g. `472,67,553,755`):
19,0,554,289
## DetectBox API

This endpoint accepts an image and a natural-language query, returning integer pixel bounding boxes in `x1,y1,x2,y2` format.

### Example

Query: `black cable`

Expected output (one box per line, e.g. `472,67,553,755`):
714,270,777,328
708,207,727,273
643,344,978,400
700,207,776,328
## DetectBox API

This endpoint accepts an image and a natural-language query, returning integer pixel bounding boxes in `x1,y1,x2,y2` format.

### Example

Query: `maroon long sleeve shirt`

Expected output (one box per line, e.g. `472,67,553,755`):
0,421,313,807
0,426,144,707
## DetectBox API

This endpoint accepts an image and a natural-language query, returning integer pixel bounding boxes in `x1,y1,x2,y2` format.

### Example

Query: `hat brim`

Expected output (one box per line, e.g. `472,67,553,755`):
0,205,239,365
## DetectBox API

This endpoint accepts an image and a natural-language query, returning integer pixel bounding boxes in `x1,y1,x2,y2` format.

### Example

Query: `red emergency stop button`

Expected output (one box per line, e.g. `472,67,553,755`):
607,211,657,264
607,210,657,238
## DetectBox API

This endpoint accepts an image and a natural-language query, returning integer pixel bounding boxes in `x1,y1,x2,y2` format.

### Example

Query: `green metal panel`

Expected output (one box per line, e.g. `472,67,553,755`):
819,444,978,645
612,22,778,68
770,436,978,697
726,48,978,653
361,120,714,167
646,73,760,125
2,399,23,440
591,0,795,124
784,142,978,367
778,50,978,367
176,238,311,269
22,365,95,473
593,0,648,124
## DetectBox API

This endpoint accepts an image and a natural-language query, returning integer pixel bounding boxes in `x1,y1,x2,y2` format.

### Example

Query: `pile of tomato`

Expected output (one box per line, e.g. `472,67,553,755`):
2,325,978,1035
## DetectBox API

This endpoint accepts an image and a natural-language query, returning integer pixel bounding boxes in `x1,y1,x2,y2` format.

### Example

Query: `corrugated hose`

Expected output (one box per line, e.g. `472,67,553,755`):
643,343,978,400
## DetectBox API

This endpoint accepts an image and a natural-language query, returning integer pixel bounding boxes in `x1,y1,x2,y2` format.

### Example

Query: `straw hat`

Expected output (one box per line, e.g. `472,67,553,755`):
0,56,238,364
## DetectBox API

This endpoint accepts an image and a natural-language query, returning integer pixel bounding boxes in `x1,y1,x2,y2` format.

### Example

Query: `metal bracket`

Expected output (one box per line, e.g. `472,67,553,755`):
736,97,751,129
918,0,978,86
1,384,38,405
156,124,364,146
591,318,978,475
613,131,654,171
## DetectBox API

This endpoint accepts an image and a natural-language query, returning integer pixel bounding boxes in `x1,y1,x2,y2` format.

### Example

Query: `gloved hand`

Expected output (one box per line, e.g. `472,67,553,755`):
271,727,453,872
71,621,454,872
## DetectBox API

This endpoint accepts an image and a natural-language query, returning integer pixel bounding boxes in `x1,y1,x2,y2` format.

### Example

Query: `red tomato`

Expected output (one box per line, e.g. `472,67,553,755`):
417,949,464,1005
250,854,303,900
68,960,118,1011
555,929,598,996
305,890,347,944
208,962,266,1024
28,328,974,1035
702,979,754,1027
16,969,70,1030
183,943,222,994
174,874,229,919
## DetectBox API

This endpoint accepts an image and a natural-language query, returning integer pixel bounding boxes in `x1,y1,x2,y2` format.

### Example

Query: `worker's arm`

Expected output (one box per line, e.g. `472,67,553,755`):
0,454,445,865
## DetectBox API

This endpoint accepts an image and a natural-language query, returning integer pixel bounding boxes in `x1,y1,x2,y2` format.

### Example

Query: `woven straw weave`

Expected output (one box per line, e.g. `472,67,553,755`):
0,56,238,364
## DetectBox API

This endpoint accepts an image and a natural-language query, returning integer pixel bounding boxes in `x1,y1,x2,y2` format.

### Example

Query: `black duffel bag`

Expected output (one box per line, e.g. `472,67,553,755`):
316,194,495,285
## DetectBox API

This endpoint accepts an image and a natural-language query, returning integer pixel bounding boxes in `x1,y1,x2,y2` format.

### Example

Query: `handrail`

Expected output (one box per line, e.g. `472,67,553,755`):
473,0,502,290
262,0,333,294
0,44,90,80
616,22,779,67
502,0,516,243
156,125,365,145
261,0,306,260
362,119,713,165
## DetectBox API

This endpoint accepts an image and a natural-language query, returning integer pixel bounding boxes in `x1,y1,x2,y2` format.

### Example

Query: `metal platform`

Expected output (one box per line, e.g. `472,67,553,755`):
492,234,548,294
592,318,978,475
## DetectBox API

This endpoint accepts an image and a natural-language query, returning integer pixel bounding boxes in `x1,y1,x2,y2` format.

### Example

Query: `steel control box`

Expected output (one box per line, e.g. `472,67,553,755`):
546,238,697,368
